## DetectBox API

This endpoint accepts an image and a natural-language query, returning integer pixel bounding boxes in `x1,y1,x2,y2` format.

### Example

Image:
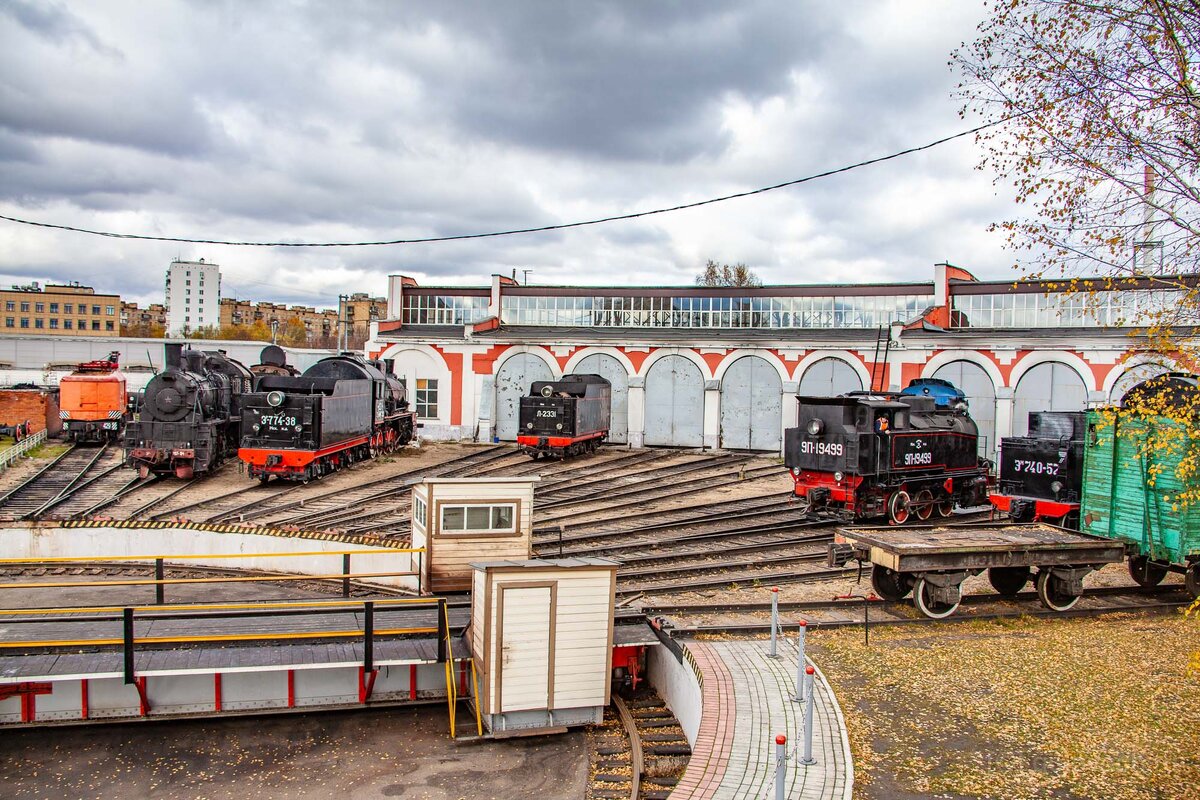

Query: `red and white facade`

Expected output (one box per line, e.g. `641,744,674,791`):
367,264,1184,455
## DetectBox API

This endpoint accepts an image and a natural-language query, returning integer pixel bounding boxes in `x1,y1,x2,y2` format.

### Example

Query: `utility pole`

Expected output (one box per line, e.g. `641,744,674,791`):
522,268,532,285
338,294,349,352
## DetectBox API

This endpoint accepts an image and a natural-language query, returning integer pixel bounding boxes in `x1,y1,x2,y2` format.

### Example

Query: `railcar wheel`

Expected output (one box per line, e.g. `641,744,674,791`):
258,474,270,484
1128,556,1168,588
913,577,959,619
914,489,934,521
1036,570,1079,611
887,491,912,525
871,565,910,601
987,566,1030,597
1185,564,1200,598
937,497,955,517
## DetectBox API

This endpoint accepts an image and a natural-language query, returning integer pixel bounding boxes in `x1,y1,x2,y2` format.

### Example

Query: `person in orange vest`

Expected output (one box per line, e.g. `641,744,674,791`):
874,415,889,434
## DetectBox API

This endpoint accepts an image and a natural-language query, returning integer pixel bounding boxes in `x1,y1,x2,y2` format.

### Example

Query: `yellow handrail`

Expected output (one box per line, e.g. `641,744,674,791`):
443,601,457,738
0,595,448,616
0,625,439,649
0,548,423,564
0,570,416,590
470,657,484,736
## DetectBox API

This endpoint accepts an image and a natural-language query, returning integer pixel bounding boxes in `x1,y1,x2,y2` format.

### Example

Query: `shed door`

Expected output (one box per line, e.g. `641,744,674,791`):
1013,363,1087,436
499,586,552,712
932,360,997,458
797,357,863,396
643,355,704,447
495,354,554,441
575,353,629,444
720,356,782,451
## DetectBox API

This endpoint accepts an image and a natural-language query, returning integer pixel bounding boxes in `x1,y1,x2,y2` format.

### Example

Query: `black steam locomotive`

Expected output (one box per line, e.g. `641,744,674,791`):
517,374,611,459
124,344,254,478
989,411,1086,526
784,392,990,523
238,353,416,482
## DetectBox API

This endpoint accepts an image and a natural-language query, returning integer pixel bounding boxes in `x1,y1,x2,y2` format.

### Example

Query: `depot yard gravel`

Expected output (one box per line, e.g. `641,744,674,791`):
810,612,1200,800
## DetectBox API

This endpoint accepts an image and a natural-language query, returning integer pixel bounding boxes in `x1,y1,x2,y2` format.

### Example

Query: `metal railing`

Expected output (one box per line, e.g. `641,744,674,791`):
0,430,47,472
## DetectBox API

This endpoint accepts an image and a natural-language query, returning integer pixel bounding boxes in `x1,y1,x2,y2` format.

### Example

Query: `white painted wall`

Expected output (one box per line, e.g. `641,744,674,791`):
648,644,702,747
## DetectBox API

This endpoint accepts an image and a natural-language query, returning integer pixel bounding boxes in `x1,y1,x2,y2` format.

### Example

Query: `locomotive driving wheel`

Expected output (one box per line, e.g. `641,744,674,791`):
914,489,934,521
936,496,955,517
887,490,911,525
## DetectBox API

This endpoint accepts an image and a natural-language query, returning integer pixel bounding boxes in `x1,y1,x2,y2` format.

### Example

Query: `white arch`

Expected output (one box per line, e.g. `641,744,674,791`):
636,347,713,380
377,344,453,426
1008,351,1096,391
377,342,449,366
493,345,562,379
920,350,1004,391
562,346,635,378
713,349,790,384
791,350,871,388
1101,353,1176,395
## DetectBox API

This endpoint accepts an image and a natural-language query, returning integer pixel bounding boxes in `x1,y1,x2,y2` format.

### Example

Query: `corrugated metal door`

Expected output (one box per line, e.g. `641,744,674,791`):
643,355,703,447
1109,364,1169,403
797,357,862,396
932,360,997,458
495,353,554,441
720,356,782,451
499,586,551,712
575,353,629,444
1013,362,1087,436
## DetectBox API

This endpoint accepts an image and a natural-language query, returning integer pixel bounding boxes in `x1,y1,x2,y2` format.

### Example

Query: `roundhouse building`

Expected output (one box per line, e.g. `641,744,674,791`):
367,264,1189,456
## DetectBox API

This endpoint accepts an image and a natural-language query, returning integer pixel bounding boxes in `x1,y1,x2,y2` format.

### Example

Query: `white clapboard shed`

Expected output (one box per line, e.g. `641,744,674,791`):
469,558,618,735
410,477,538,593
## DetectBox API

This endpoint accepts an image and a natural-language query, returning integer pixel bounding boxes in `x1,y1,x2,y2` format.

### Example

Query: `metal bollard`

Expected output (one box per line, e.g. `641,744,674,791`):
793,619,808,701
802,666,816,765
768,587,780,658
775,733,787,800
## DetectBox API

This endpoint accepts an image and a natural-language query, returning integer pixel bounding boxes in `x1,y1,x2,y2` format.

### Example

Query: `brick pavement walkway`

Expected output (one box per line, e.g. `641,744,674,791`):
669,640,852,800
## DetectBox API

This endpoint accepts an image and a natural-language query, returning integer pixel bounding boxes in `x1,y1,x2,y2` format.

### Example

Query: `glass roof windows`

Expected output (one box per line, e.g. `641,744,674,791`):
950,289,1181,328
498,294,934,329
402,294,490,325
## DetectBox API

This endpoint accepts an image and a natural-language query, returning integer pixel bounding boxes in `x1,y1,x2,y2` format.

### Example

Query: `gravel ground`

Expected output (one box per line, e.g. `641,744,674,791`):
810,611,1200,800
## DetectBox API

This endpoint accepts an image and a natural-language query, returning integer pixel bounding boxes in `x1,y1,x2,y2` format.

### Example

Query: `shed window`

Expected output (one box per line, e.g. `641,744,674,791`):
413,495,427,528
440,503,516,534
416,378,438,419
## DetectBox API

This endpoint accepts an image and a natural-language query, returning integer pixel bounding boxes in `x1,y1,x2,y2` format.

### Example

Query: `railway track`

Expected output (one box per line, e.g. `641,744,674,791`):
589,689,689,800
0,445,146,521
645,583,1194,634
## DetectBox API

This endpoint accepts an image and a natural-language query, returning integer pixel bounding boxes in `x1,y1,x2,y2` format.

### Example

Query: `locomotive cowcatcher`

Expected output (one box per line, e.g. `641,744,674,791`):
517,373,611,459
784,393,990,524
238,353,415,482
990,411,1086,527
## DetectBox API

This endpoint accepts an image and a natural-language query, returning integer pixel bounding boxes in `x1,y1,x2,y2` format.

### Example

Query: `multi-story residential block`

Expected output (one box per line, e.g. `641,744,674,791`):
165,259,220,336
0,282,121,336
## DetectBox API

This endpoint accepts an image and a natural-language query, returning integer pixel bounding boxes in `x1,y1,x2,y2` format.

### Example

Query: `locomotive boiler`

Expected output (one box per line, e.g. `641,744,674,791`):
124,344,253,478
238,353,416,482
784,392,990,523
517,373,611,459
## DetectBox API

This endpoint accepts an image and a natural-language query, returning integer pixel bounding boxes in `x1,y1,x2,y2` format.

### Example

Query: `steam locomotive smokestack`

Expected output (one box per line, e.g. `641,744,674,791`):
165,343,183,370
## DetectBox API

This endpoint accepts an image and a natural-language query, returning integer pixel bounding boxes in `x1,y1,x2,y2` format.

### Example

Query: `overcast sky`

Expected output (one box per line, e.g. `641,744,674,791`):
0,1,1023,308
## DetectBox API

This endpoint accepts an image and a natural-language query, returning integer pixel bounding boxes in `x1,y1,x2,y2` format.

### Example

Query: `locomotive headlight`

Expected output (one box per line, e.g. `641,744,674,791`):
267,390,285,407
541,386,554,398
954,401,969,411
1050,480,1064,495
834,471,844,482
806,418,824,436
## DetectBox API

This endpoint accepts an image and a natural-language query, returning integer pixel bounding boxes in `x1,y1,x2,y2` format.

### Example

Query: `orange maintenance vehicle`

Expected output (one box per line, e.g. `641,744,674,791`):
59,352,127,443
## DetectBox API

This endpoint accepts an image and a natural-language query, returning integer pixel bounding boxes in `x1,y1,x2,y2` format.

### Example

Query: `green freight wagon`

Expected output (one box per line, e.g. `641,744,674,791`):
1080,408,1200,596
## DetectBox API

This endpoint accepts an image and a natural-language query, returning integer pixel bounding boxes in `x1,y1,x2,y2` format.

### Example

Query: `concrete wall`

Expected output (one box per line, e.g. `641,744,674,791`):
0,523,419,592
647,644,702,747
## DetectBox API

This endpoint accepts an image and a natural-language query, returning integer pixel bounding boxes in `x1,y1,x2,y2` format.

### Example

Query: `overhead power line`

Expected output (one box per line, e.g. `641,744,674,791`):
0,119,1003,248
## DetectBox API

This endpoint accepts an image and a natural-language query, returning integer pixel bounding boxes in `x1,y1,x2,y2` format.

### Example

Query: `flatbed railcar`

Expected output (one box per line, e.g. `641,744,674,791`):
989,411,1086,527
784,392,990,524
828,522,1126,618
517,373,611,459
238,353,415,482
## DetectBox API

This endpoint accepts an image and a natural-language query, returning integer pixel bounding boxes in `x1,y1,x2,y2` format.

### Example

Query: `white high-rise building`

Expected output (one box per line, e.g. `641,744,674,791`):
165,259,221,336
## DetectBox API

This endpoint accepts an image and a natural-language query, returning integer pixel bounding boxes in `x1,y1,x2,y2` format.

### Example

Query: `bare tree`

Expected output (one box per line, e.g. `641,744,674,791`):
695,260,763,287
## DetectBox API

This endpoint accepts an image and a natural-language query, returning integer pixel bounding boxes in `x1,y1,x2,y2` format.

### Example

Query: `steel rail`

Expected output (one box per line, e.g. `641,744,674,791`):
0,442,78,508
28,454,124,519
611,694,643,800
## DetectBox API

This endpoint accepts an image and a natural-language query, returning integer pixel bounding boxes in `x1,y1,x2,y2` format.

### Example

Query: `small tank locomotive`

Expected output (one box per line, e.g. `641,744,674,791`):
784,392,990,523
124,344,253,478
59,351,127,443
990,411,1086,526
238,353,416,482
517,373,611,459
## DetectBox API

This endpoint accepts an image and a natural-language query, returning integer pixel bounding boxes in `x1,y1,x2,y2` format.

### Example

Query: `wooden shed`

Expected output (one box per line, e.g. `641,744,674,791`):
469,558,618,735
410,477,538,593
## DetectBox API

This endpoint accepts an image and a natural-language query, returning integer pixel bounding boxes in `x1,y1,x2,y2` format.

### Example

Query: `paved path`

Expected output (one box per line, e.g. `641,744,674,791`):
669,640,852,800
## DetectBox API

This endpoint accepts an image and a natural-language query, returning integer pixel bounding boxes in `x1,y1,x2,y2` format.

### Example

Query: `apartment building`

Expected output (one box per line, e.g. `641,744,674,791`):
165,259,220,336
0,282,121,336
